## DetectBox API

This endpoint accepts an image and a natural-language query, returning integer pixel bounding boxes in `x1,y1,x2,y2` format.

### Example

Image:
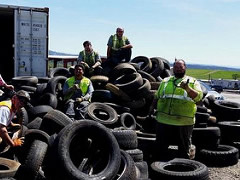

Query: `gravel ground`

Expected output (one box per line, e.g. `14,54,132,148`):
208,159,240,180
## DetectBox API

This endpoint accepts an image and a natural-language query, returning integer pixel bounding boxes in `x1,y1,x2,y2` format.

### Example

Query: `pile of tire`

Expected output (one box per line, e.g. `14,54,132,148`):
0,56,239,179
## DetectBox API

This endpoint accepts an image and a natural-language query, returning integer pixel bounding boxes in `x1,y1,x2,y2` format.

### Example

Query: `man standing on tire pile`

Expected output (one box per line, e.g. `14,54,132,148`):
103,27,133,74
63,64,94,120
149,59,203,160
77,41,102,77
0,90,30,147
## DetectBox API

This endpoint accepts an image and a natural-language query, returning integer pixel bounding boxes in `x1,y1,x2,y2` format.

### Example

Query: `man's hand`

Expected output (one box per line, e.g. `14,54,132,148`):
81,62,89,69
72,84,79,91
180,79,190,92
13,137,24,147
76,98,83,103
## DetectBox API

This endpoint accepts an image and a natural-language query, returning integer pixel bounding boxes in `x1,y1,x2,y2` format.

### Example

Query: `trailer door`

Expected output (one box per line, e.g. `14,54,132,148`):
14,8,48,77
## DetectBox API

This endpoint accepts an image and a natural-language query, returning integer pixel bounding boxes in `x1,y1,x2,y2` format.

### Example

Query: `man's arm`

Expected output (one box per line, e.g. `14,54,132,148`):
121,38,133,49
0,125,14,147
107,46,111,59
82,82,94,101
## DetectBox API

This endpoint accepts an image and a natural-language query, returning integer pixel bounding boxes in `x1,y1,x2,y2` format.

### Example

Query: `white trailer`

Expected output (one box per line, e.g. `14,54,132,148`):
0,4,49,81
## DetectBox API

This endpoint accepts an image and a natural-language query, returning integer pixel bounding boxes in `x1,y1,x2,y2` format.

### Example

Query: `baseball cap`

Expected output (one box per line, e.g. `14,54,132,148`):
16,90,30,105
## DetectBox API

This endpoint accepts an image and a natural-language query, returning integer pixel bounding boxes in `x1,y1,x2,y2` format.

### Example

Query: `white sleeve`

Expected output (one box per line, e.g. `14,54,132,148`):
0,107,11,126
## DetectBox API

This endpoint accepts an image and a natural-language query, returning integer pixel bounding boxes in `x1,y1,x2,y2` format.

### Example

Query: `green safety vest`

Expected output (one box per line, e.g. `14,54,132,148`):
64,76,91,101
112,34,127,50
0,100,12,109
80,50,97,67
156,76,202,125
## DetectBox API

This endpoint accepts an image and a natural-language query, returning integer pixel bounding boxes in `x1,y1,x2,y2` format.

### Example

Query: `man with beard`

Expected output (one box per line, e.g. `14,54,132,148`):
149,59,203,160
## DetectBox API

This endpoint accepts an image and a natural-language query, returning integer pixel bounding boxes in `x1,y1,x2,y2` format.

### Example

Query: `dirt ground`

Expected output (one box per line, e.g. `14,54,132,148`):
208,160,240,180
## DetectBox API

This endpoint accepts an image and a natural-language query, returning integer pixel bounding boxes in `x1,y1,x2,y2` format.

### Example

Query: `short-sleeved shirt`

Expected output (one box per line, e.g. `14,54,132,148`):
77,50,101,67
0,106,14,126
107,35,130,49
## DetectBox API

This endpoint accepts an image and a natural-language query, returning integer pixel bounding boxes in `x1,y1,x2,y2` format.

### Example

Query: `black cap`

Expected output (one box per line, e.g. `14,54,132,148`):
16,90,30,104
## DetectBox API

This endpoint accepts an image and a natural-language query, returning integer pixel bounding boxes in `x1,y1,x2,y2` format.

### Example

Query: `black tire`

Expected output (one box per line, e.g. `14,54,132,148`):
16,107,29,126
217,121,240,143
126,149,144,163
115,73,143,94
195,112,210,125
112,129,138,150
103,103,130,114
197,145,239,167
55,120,121,180
46,76,67,99
27,117,43,130
91,90,113,103
192,127,221,149
28,105,53,122
105,83,131,102
119,113,136,130
109,63,137,82
40,109,73,135
11,76,38,87
37,77,50,84
86,102,118,127
114,150,136,180
135,78,151,99
35,83,47,96
48,67,71,78
135,161,149,179
160,69,171,79
17,140,48,180
131,56,152,73
138,70,156,82
38,93,58,109
0,158,21,178
19,85,37,93
212,100,240,122
150,158,209,180
149,57,164,78
90,75,109,89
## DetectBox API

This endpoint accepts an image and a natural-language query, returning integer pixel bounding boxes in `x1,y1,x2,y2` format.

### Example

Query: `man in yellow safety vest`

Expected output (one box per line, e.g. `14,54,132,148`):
63,64,94,120
149,59,203,159
77,41,102,77
105,27,133,69
0,90,30,147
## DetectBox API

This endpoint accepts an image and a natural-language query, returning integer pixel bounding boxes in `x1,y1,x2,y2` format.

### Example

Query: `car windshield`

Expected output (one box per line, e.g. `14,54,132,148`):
199,81,212,91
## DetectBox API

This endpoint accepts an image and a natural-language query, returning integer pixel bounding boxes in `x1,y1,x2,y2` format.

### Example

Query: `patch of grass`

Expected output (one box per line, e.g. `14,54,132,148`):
186,69,240,80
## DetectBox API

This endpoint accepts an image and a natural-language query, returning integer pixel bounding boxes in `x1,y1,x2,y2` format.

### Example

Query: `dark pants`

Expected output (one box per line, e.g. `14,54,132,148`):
64,99,89,120
102,48,132,76
154,122,194,160
84,66,103,77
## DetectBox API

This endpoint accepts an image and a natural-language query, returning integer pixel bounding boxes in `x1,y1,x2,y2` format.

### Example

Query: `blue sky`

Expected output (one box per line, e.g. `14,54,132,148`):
1,0,240,67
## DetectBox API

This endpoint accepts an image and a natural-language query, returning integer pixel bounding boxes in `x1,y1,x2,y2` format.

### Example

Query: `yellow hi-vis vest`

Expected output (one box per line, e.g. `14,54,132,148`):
64,76,91,101
112,34,127,50
80,50,97,67
0,100,12,109
156,76,203,126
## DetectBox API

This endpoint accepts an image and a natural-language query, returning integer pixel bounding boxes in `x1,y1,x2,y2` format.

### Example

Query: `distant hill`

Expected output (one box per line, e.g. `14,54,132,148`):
49,50,240,71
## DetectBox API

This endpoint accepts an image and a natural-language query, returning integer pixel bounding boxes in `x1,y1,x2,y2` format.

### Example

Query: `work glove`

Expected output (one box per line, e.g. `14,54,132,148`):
13,137,24,147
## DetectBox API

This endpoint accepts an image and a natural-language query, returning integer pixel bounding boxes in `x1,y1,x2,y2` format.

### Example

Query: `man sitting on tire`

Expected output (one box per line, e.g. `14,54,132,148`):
149,59,203,159
0,90,30,147
77,41,102,77
63,64,94,120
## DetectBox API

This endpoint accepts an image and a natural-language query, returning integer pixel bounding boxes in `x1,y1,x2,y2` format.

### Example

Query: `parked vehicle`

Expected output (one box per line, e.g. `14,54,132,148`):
199,81,224,100
0,4,49,81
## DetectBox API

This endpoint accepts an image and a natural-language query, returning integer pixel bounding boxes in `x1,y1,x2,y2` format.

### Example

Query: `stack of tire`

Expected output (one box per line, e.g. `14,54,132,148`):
192,92,239,167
